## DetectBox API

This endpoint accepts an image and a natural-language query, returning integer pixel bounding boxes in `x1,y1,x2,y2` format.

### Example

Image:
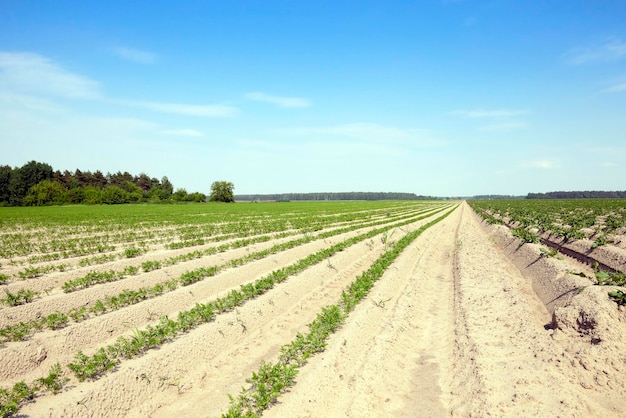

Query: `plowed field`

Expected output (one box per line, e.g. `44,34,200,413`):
1,201,625,417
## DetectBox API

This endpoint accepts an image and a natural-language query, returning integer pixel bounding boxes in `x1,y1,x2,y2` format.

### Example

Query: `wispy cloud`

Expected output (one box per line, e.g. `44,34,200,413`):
565,38,626,65
111,46,157,64
0,51,101,99
245,92,311,108
121,100,237,117
451,108,529,119
0,51,237,119
605,82,626,92
478,121,528,132
159,129,204,137
452,108,529,131
0,91,65,113
281,123,410,141
521,159,560,169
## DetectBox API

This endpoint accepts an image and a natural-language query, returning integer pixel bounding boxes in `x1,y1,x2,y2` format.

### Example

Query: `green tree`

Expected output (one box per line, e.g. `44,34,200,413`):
172,188,188,201
83,186,103,204
64,186,85,204
23,180,67,206
0,165,13,205
101,185,129,204
159,176,173,196
120,181,144,202
209,181,234,202
8,161,53,205
188,192,207,202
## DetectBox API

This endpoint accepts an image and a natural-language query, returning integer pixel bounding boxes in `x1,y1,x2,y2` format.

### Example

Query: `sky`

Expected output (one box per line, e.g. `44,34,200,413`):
1,1,625,197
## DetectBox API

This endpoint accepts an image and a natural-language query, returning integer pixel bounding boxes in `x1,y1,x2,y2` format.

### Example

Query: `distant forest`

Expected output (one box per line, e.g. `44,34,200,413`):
235,192,437,201
527,191,626,199
468,195,525,200
0,160,206,206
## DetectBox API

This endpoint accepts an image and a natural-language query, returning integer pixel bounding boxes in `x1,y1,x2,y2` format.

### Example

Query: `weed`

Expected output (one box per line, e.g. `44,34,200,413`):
567,270,589,279
373,297,392,308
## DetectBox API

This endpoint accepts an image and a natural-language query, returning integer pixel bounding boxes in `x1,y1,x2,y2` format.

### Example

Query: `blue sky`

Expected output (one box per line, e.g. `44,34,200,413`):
1,1,625,197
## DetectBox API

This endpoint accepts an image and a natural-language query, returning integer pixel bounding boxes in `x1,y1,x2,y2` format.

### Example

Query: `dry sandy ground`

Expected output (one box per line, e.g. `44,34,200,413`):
261,203,626,417
7,202,626,417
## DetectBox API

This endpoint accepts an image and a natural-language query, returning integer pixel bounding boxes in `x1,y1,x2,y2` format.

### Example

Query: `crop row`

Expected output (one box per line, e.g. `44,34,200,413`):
469,200,626,303
221,208,455,416
1,203,432,296
0,204,448,344
0,202,423,275
0,203,453,416
468,199,626,247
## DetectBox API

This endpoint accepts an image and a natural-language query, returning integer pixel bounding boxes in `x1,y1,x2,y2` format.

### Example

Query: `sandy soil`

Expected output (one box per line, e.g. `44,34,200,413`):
4,202,626,417
263,203,626,417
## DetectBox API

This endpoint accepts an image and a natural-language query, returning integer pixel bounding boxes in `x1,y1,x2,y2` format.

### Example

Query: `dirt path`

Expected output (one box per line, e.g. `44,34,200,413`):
450,205,612,416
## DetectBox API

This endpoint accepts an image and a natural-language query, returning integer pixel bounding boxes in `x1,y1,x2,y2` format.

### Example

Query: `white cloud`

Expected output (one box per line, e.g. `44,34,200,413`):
0,51,236,119
123,100,238,117
245,92,311,108
111,46,157,64
0,51,102,99
159,129,204,137
451,108,529,132
478,121,528,132
0,91,65,113
565,38,626,65
521,159,560,169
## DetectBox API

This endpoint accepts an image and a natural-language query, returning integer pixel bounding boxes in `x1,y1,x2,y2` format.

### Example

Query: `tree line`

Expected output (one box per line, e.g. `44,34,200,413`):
526,191,626,199
235,192,436,201
0,161,207,206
